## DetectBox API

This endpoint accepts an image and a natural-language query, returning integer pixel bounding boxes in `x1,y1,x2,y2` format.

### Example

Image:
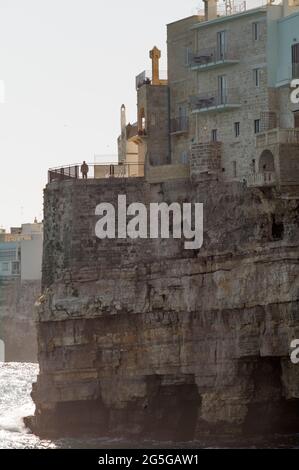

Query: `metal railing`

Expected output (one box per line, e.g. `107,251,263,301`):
170,116,189,134
260,112,277,132
190,88,240,111
197,0,247,17
292,63,299,79
135,70,168,90
191,47,239,67
247,171,276,188
48,162,145,183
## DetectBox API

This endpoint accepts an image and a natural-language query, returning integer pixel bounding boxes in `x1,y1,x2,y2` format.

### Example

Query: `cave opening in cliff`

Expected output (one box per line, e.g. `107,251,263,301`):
243,357,299,436
143,375,201,442
53,399,109,437
271,215,284,241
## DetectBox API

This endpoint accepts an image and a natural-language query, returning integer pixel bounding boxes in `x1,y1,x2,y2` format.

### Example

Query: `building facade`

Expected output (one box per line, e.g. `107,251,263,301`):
132,0,299,191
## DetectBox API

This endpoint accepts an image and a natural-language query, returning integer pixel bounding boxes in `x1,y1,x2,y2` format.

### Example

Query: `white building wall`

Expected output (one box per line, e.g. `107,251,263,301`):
20,234,43,281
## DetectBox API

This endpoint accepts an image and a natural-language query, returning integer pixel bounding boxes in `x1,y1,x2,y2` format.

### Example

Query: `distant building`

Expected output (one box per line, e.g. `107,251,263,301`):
0,221,43,281
0,241,20,277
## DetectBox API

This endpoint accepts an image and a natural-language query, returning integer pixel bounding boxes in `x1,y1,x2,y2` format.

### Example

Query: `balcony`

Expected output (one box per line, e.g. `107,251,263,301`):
190,48,239,71
247,172,276,188
190,88,240,114
256,128,299,148
48,162,145,183
135,70,168,90
170,117,189,135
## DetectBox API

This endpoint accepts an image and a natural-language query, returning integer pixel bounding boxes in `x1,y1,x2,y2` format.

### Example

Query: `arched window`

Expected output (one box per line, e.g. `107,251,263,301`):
138,108,146,134
258,149,275,173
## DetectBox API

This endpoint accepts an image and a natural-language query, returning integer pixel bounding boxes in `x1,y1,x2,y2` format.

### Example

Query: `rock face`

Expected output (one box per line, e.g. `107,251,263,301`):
0,278,39,362
28,177,299,441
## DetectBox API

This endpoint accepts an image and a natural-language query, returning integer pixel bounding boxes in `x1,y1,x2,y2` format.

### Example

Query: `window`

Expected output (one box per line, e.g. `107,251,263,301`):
251,159,256,174
254,119,261,134
11,261,20,275
233,161,237,178
150,113,157,126
178,105,187,118
253,68,261,87
0,249,17,261
294,111,299,129
234,122,240,137
184,46,192,66
1,262,9,272
181,151,188,164
217,31,227,60
211,129,218,142
292,43,299,78
218,75,227,104
252,22,260,41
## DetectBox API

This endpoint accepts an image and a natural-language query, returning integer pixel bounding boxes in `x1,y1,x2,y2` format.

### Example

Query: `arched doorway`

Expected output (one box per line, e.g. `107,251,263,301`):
258,149,275,173
138,108,146,135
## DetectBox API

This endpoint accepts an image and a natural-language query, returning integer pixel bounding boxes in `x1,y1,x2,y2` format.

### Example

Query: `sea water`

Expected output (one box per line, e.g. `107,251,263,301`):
0,362,298,449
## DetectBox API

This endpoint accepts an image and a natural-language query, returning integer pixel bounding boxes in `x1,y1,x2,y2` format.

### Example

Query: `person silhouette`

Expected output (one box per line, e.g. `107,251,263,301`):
81,161,89,179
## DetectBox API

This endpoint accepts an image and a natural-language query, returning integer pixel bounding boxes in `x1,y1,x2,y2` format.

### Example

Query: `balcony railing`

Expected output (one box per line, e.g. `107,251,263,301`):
256,128,299,148
190,48,239,69
196,0,247,18
292,63,299,79
247,171,276,188
48,162,145,183
260,112,277,132
170,117,189,134
190,88,240,112
135,70,168,90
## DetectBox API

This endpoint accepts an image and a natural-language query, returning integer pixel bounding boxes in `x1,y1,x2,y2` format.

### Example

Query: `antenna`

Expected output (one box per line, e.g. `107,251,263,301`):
224,0,233,16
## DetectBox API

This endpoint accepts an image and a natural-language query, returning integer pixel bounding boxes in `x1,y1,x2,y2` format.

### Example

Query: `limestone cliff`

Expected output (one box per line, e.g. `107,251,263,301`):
27,177,299,440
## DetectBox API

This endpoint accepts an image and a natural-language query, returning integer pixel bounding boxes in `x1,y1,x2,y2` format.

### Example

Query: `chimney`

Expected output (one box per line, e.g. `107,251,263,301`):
120,104,126,133
203,0,218,21
150,46,161,85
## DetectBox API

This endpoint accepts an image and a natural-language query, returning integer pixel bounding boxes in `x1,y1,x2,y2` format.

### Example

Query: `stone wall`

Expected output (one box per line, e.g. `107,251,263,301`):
279,143,299,186
26,176,299,441
146,163,189,183
191,142,222,180
137,84,170,166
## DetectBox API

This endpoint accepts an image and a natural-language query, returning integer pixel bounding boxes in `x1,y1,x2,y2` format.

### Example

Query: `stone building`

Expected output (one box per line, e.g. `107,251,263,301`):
133,0,299,191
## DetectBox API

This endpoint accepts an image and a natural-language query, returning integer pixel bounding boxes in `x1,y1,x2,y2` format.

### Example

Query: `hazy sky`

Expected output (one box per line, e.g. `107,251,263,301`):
0,0,260,230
